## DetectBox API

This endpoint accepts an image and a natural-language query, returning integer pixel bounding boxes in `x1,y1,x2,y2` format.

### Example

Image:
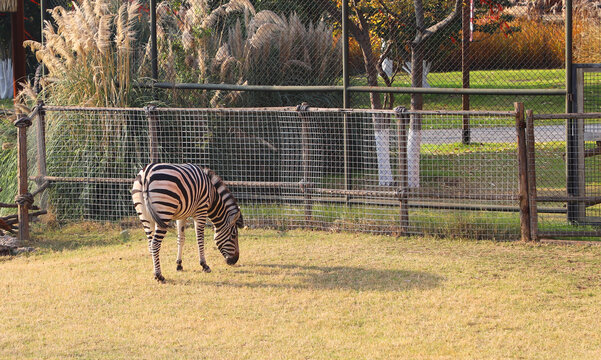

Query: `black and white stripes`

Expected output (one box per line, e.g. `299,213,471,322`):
132,163,243,282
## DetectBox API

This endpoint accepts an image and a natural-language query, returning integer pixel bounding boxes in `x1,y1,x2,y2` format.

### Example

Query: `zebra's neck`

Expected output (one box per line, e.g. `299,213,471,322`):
204,168,239,228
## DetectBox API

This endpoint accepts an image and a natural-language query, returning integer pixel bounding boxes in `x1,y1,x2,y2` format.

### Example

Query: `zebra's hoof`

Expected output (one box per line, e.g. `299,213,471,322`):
176,264,183,271
155,273,165,283
201,263,212,273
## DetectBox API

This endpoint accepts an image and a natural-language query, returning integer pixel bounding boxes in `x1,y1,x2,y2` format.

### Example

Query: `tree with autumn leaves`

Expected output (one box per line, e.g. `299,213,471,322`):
316,0,515,110
313,0,515,186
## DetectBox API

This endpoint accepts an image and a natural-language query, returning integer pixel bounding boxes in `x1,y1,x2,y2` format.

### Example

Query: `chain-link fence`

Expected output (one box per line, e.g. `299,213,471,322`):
17,0,597,112
24,104,528,239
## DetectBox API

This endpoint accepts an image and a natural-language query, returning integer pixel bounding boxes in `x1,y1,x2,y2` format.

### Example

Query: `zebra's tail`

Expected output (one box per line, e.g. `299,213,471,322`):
142,168,169,229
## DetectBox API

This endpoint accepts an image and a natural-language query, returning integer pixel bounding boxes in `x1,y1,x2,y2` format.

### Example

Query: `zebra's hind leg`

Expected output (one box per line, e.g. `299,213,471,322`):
150,226,168,283
131,183,155,256
176,219,186,271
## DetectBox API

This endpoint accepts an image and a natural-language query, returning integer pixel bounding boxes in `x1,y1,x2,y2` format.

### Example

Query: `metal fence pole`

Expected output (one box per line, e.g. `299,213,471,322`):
395,107,409,235
565,0,573,115
564,0,584,224
462,0,471,145
35,102,48,209
150,0,158,81
525,109,538,241
145,105,159,163
40,0,47,46
342,0,351,204
342,0,349,109
14,114,32,242
515,102,531,241
297,103,313,224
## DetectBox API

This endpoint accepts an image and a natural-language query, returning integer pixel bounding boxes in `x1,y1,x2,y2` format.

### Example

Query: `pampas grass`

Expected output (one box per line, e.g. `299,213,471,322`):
0,0,17,12
22,0,145,107
155,0,341,107
573,4,601,63
13,0,151,221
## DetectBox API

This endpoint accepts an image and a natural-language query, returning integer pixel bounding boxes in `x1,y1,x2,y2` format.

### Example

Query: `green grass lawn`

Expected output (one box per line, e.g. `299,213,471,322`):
349,68,567,112
0,98,13,110
2,223,601,359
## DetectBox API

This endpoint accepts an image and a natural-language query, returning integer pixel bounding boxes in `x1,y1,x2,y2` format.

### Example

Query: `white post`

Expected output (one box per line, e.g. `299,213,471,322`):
375,126,393,186
407,122,421,188
0,59,14,99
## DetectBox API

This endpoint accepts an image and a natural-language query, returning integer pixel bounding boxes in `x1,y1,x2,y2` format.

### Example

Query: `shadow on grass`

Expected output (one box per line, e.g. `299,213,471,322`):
29,226,134,252
205,263,443,292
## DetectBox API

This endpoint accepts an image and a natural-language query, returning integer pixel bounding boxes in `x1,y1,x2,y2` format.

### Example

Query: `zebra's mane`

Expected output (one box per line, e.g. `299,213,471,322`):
203,168,240,216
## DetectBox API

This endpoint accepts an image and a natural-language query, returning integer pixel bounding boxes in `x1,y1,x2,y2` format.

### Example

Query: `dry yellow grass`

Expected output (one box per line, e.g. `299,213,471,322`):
2,223,601,359
574,11,601,63
469,18,564,70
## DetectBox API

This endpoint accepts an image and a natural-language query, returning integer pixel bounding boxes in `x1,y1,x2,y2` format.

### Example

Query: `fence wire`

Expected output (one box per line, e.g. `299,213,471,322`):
23,0,600,111
28,106,524,239
532,113,601,238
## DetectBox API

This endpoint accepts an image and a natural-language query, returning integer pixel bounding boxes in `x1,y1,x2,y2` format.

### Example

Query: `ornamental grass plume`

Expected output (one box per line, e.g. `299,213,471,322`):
14,0,150,221
22,0,144,107
154,0,341,107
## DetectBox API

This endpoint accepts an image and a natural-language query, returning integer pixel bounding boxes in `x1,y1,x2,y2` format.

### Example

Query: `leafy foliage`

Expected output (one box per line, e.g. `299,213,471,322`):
334,0,518,73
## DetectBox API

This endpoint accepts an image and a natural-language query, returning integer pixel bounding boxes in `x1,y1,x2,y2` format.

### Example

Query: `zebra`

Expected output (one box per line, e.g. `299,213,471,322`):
131,163,243,282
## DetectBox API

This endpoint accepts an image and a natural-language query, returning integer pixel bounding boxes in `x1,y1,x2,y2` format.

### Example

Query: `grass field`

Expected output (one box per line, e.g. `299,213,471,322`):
2,223,601,359
349,68,568,112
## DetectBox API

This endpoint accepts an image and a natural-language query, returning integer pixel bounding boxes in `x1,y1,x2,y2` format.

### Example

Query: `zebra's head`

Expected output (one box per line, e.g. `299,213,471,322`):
205,168,243,265
214,208,243,265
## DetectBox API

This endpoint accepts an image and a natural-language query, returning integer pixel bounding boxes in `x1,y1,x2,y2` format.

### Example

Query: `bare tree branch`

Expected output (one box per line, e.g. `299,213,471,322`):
377,42,393,87
312,0,362,38
418,0,463,44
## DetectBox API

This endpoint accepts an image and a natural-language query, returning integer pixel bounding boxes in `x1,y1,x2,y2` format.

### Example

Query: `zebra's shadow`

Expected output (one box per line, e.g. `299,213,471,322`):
198,262,443,292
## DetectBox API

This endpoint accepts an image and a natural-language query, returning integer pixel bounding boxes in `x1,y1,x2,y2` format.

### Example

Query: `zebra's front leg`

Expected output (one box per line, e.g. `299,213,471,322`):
194,215,211,273
176,219,186,271
150,227,168,282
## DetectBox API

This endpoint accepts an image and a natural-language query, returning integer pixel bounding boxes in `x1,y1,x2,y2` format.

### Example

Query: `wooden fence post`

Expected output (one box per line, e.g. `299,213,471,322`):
395,106,409,235
515,102,531,241
145,105,159,163
297,103,313,224
14,113,32,242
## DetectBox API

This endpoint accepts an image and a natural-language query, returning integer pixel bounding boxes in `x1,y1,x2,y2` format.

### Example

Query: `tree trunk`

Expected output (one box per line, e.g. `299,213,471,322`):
408,45,424,188
317,0,395,185
355,32,393,185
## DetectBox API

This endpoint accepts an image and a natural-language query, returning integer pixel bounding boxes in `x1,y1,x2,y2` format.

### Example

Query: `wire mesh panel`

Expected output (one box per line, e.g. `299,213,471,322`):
581,69,601,113
33,106,523,239
531,113,601,238
40,107,149,220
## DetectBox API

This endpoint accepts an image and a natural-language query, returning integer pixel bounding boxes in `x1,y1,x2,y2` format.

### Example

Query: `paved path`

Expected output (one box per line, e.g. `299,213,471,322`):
421,124,601,144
